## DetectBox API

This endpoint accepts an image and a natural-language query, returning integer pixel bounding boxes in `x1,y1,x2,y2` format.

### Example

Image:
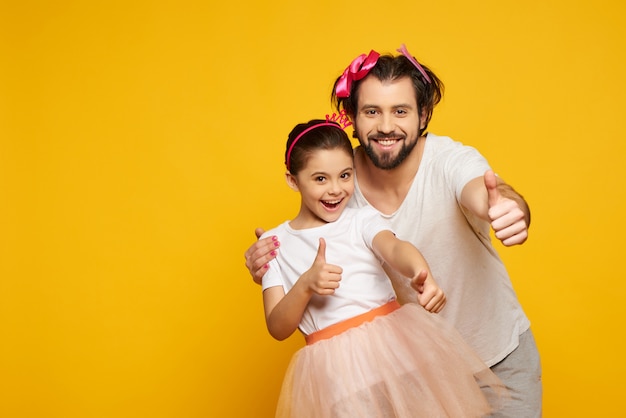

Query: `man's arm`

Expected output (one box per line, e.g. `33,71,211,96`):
460,170,530,246
244,228,280,284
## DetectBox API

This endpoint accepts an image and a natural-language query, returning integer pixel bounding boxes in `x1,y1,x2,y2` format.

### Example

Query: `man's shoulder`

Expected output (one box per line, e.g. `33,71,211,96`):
425,132,460,148
425,132,480,160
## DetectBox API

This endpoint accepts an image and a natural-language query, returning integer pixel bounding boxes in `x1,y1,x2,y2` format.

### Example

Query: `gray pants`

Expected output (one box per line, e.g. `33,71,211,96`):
489,328,543,417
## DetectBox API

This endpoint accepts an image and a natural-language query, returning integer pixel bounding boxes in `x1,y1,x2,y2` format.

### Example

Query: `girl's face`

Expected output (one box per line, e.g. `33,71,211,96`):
287,148,354,228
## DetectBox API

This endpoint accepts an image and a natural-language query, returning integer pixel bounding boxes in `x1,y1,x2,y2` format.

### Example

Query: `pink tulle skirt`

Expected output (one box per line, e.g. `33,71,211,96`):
275,302,507,418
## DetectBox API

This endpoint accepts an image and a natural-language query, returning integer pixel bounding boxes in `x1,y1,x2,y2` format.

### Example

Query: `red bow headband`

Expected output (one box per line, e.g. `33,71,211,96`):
335,50,380,98
335,44,431,98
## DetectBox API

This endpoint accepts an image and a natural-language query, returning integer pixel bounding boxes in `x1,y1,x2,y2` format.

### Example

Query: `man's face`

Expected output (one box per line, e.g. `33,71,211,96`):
353,76,424,170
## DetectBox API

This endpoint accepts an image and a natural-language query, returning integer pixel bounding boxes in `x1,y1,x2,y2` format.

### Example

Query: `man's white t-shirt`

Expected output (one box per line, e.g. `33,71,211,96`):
349,133,530,366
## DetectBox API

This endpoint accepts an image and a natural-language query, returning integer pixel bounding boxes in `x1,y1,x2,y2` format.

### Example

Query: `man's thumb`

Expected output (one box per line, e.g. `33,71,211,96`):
484,170,500,207
254,227,265,239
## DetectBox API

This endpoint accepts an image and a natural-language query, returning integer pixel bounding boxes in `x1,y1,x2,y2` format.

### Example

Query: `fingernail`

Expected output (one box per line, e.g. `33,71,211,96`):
271,236,278,241
263,264,269,269
270,250,277,256
274,241,280,247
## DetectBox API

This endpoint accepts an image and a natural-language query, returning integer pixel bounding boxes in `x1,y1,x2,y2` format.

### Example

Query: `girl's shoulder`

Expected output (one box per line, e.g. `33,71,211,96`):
341,205,379,222
259,221,290,240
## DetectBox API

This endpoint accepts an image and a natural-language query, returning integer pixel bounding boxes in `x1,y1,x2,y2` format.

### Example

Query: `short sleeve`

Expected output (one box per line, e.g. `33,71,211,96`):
359,206,394,248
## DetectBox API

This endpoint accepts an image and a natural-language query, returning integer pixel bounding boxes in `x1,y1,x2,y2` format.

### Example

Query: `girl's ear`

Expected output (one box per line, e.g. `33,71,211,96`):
285,172,300,192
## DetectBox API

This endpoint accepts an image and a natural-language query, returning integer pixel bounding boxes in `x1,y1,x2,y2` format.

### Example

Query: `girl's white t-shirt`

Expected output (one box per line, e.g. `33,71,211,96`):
261,206,396,336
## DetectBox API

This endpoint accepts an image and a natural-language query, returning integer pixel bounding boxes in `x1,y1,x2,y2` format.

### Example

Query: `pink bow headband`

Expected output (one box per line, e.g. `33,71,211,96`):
335,44,431,98
396,44,432,84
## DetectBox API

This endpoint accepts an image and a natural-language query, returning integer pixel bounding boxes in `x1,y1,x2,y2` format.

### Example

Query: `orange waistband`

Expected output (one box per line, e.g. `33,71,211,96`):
305,300,401,345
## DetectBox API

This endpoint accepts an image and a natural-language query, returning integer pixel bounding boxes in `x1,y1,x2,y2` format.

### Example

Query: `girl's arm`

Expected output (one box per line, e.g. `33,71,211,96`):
372,230,446,313
263,238,342,341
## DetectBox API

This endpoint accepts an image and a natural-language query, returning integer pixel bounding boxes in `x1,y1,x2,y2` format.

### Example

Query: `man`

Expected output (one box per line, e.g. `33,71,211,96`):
245,46,541,417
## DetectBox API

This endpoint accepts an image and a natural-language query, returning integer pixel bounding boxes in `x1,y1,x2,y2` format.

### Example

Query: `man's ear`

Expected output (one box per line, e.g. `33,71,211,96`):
419,108,428,130
349,114,359,139
285,172,299,192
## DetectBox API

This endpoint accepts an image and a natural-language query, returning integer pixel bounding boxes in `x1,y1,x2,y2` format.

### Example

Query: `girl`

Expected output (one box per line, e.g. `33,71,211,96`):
261,119,506,417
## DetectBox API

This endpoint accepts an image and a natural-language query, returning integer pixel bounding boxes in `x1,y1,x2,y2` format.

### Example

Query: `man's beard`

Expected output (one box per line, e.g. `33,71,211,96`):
362,137,418,170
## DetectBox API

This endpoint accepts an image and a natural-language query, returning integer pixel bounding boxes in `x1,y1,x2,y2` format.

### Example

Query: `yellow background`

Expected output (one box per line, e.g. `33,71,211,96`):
1,1,625,416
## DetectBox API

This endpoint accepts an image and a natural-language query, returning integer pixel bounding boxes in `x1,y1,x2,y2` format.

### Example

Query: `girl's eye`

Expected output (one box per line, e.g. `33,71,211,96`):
315,176,326,182
341,172,352,179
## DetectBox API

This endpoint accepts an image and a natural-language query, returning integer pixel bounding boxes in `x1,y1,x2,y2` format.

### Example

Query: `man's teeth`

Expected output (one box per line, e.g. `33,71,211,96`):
378,139,396,146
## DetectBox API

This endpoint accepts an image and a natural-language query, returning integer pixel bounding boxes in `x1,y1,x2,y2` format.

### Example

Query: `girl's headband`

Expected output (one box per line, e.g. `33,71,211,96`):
335,44,431,98
285,122,344,171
